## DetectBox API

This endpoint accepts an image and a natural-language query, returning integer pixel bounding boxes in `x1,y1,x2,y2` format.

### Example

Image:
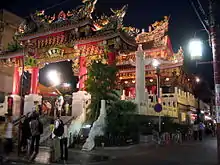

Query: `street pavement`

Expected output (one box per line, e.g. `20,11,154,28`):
4,137,218,165
103,137,218,165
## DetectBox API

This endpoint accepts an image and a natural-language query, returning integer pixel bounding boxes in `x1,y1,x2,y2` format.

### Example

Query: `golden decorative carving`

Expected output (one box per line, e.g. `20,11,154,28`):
135,16,169,47
0,57,23,67
72,58,80,76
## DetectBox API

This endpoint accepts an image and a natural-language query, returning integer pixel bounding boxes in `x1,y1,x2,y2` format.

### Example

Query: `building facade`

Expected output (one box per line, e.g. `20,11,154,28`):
0,10,23,94
0,1,212,122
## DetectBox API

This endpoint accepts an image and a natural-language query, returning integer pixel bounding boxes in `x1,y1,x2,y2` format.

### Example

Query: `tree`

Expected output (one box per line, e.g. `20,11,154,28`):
7,37,22,52
106,100,137,136
85,57,119,122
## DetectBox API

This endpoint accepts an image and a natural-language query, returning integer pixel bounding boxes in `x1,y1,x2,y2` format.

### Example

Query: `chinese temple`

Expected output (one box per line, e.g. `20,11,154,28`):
0,0,204,123
117,16,191,98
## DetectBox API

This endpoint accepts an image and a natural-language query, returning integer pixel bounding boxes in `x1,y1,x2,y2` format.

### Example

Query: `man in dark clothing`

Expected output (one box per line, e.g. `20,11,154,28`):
60,124,68,161
21,115,31,152
29,112,41,161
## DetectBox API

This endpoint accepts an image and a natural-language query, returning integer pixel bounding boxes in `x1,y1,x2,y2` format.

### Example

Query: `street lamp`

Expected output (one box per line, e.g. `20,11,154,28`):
188,39,203,60
152,59,162,133
47,70,61,86
152,59,160,68
152,59,161,102
195,77,200,83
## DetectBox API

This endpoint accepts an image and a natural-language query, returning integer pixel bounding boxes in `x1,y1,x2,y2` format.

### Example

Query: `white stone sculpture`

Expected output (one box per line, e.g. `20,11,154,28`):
135,44,146,114
69,91,91,137
82,100,106,151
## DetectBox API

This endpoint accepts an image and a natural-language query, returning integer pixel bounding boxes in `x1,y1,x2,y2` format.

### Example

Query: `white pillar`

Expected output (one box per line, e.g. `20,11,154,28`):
135,44,146,114
121,89,126,100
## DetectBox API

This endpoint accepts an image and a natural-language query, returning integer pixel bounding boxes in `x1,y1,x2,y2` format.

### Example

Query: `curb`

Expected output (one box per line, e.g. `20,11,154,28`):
69,142,154,152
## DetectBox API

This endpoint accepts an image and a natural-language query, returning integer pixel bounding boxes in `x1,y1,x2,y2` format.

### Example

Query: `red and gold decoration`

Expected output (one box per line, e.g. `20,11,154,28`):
136,16,169,47
0,0,193,97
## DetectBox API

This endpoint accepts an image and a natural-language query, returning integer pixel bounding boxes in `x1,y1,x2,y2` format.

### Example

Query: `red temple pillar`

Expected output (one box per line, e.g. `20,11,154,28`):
12,66,21,95
79,56,87,90
30,67,39,94
107,52,116,65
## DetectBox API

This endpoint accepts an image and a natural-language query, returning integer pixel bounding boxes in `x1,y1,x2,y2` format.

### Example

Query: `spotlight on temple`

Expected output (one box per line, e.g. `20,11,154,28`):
63,83,71,87
47,70,60,86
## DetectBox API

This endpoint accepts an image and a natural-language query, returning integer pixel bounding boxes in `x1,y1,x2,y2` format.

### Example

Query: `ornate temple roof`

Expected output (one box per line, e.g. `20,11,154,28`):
16,0,139,44
116,16,184,67
0,1,184,69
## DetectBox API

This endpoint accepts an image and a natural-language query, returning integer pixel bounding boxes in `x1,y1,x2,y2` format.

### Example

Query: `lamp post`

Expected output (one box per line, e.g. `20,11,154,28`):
152,59,161,132
189,0,220,161
188,38,203,60
209,0,220,162
17,43,25,156
195,76,201,122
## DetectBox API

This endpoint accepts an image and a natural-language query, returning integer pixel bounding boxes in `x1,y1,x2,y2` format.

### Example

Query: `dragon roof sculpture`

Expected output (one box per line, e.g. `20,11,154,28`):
16,0,140,39
135,16,169,46
17,0,98,35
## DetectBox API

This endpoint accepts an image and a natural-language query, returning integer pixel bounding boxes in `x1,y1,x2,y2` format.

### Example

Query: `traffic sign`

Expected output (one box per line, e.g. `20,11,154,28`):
154,103,162,113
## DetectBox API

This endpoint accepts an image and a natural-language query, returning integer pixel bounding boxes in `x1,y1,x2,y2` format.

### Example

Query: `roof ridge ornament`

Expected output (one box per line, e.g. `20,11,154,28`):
137,44,143,52
16,0,98,35
135,16,170,45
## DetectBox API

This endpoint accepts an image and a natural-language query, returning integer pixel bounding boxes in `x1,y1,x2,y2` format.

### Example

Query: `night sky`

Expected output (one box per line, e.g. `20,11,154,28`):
0,0,214,89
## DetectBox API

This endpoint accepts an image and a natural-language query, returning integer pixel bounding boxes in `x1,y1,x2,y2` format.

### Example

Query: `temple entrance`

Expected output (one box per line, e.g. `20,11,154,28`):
38,60,77,117
16,43,107,118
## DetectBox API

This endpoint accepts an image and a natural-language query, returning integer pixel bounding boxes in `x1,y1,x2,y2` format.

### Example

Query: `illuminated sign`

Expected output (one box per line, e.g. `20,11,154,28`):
47,48,64,58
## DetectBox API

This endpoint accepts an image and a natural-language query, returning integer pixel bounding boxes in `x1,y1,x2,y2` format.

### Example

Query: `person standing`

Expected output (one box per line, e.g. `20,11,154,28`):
21,115,31,152
52,114,64,162
64,102,70,116
57,96,64,116
33,101,42,115
60,123,68,161
29,112,43,161
193,121,199,140
198,122,205,141
3,114,15,162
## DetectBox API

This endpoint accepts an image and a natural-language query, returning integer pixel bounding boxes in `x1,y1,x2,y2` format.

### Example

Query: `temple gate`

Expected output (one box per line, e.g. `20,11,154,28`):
0,0,198,124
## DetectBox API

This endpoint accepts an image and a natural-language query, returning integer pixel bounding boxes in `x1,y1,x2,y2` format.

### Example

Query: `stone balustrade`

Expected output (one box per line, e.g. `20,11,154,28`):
123,87,202,118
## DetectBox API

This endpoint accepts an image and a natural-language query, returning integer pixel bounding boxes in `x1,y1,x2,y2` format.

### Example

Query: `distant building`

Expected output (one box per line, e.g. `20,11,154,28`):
0,9,23,52
0,9,23,94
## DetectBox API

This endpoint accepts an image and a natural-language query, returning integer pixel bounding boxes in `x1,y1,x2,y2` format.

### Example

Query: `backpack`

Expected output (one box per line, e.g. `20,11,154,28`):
38,120,43,134
54,119,64,137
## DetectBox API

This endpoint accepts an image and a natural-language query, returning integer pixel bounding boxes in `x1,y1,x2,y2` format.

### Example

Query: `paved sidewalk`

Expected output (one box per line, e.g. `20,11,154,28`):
6,142,154,164
6,137,217,165
69,142,155,159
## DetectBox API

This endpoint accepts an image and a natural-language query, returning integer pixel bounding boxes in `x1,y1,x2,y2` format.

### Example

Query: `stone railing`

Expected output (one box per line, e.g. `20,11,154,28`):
123,87,199,118
174,87,197,108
